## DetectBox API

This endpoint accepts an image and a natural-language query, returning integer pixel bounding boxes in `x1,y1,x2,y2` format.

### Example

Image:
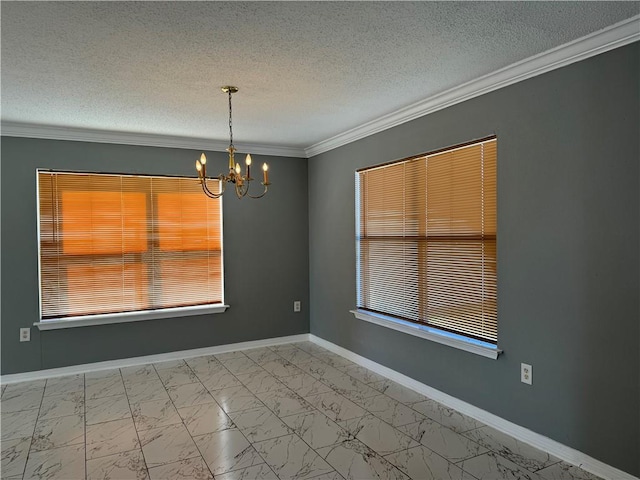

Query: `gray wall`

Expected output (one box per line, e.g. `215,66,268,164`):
1,138,309,374
308,43,639,475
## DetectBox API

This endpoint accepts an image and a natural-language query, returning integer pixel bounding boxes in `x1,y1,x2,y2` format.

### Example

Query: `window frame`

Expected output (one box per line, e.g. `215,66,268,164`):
34,169,228,331
353,137,501,358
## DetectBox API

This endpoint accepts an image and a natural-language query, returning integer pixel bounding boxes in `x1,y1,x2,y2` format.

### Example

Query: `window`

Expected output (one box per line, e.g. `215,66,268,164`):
355,137,497,346
37,171,223,324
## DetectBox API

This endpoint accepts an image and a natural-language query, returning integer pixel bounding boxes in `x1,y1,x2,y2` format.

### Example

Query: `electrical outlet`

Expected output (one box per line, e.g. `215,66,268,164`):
20,328,31,342
521,363,532,385
293,301,301,312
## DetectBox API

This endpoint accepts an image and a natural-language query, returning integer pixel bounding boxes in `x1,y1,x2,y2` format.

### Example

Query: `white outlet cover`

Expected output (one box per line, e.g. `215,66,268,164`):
521,363,532,385
293,301,301,312
20,328,31,342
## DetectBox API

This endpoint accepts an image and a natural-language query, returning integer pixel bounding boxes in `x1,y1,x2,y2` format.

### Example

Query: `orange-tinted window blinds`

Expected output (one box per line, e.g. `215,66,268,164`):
356,138,497,343
38,171,223,319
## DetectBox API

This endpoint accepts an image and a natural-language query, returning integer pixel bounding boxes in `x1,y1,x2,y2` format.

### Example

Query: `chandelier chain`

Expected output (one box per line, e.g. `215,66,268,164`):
228,89,234,149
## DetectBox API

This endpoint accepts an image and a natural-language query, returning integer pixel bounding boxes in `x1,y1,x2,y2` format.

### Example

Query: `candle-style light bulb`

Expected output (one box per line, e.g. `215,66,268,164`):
199,153,207,177
262,163,269,184
245,154,252,179
196,160,202,172
235,163,241,174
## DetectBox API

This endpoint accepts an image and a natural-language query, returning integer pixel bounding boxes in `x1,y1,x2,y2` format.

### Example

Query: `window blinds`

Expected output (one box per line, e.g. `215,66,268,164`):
356,138,497,343
38,171,223,320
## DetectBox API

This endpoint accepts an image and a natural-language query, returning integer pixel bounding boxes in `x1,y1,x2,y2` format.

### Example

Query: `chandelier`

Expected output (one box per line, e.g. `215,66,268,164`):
195,86,270,199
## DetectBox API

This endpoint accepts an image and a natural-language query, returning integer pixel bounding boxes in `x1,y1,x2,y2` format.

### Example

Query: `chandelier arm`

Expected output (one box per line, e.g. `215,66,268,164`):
202,187,221,199
201,176,225,198
202,185,222,199
200,179,216,197
247,184,269,199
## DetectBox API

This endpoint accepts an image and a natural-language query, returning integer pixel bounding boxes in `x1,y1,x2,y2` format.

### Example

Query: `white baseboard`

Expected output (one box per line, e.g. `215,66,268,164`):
308,334,638,480
0,333,310,384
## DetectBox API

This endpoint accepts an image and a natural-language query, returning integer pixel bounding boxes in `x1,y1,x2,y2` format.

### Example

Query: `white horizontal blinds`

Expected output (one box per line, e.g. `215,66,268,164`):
357,138,497,343
38,173,149,318
152,177,222,309
38,172,222,319
358,161,423,321
425,141,497,342
39,172,61,317
482,140,497,340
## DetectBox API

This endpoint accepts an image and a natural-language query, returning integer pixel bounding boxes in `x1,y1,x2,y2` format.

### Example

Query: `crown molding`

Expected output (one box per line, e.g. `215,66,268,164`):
305,15,640,158
0,122,307,158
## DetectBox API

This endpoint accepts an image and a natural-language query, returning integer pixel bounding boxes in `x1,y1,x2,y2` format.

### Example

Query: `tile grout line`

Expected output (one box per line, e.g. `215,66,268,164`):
18,379,47,480
452,449,540,480
457,425,564,475
83,374,87,480
119,367,151,479
533,458,564,473
176,359,229,479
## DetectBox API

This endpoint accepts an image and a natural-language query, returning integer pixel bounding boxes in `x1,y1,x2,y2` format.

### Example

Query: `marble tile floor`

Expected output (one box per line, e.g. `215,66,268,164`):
1,342,603,480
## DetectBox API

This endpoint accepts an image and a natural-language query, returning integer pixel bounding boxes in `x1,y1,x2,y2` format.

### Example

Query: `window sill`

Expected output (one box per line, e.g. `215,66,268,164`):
34,304,229,330
350,309,502,359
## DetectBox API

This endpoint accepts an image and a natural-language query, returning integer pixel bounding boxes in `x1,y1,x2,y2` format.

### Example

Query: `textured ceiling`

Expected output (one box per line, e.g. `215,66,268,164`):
2,2,639,151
